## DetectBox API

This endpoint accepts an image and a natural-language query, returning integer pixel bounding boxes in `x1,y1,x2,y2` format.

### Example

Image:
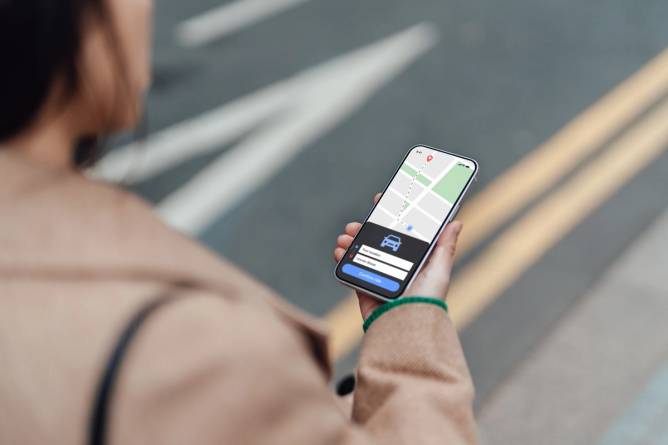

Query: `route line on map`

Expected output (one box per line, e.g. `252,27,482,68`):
396,158,429,229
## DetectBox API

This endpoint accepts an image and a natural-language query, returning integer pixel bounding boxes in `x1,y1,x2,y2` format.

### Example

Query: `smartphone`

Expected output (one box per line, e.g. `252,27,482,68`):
335,145,478,303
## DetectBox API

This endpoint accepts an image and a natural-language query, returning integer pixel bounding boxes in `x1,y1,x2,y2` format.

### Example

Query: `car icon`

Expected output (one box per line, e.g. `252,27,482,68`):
380,234,402,252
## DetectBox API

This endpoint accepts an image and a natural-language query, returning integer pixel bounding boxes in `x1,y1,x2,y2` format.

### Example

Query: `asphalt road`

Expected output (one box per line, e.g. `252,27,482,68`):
101,0,668,407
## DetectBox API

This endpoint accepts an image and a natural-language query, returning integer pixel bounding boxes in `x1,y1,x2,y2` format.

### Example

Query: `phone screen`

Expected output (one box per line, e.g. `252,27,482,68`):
336,146,477,300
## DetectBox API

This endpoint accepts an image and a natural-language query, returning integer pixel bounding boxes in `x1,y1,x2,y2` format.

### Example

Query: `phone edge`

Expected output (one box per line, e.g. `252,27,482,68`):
333,144,480,304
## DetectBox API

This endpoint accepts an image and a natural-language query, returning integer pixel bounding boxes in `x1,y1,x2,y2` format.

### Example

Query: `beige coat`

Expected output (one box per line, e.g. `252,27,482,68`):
0,151,478,445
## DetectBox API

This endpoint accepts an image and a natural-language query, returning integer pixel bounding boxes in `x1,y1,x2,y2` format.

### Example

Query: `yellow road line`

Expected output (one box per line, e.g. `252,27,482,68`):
327,47,668,360
449,97,668,328
456,46,668,255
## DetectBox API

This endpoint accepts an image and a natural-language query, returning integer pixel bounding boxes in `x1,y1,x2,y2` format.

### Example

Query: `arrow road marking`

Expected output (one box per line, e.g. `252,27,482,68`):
95,23,439,235
177,0,313,47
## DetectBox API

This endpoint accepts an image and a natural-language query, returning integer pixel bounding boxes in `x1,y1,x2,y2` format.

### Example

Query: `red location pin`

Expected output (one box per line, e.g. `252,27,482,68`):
427,155,434,162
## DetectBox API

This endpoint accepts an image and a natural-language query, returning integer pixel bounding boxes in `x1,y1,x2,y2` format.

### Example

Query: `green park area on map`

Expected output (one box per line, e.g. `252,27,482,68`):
400,164,431,186
433,164,474,203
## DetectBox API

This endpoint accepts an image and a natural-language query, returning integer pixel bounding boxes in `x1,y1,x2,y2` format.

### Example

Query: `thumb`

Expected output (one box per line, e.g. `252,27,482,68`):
425,221,463,274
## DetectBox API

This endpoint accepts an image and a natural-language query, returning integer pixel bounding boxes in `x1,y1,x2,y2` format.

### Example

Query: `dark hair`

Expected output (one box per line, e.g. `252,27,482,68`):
0,0,118,166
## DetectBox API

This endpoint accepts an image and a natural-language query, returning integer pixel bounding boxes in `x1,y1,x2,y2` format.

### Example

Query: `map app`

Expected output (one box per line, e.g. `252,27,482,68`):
336,146,476,300
368,147,475,242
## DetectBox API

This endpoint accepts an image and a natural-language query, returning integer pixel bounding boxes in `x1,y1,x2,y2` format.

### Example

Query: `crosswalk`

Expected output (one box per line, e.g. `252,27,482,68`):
97,23,438,233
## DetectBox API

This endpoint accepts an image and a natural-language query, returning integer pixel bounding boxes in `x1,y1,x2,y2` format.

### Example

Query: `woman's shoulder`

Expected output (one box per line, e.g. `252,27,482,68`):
0,150,331,370
0,149,149,214
0,151,235,292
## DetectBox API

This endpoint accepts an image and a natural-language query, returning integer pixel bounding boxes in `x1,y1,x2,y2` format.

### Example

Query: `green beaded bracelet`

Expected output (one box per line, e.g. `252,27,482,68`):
363,296,448,332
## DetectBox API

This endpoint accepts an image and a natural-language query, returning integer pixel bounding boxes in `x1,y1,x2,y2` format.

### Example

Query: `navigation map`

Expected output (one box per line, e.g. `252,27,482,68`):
368,147,475,242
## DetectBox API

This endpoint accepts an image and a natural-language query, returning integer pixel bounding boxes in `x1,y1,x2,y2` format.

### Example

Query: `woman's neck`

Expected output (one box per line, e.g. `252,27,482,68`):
4,108,78,171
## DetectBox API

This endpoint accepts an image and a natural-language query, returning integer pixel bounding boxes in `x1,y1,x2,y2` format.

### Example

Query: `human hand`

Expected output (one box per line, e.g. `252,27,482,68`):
334,193,463,320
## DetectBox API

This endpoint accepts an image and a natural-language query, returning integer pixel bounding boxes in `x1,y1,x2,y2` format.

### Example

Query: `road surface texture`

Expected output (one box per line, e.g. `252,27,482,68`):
95,0,668,438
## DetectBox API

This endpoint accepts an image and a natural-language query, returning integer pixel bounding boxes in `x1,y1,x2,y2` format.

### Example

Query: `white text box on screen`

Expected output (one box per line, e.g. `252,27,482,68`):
359,245,414,271
353,254,408,280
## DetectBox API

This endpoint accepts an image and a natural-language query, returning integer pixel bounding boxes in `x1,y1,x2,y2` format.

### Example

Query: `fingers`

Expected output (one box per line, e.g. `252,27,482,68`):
345,222,362,237
334,247,346,262
337,234,354,249
335,224,360,261
334,235,353,262
335,193,378,263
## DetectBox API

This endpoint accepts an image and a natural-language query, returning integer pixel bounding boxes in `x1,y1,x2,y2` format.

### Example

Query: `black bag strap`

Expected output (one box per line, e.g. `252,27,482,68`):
88,295,181,445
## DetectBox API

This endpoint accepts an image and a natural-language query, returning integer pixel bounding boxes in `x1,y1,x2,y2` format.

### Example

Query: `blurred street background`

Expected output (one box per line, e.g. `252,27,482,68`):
95,1,668,443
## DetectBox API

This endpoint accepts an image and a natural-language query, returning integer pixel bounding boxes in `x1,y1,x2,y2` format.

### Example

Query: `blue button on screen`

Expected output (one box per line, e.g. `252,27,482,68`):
342,264,400,292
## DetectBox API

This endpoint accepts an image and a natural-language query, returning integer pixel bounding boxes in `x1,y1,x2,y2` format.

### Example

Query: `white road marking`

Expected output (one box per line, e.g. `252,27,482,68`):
177,0,312,47
94,24,439,234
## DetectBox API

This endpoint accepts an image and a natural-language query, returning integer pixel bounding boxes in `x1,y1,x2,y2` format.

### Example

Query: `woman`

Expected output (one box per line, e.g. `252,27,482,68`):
0,1,477,444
